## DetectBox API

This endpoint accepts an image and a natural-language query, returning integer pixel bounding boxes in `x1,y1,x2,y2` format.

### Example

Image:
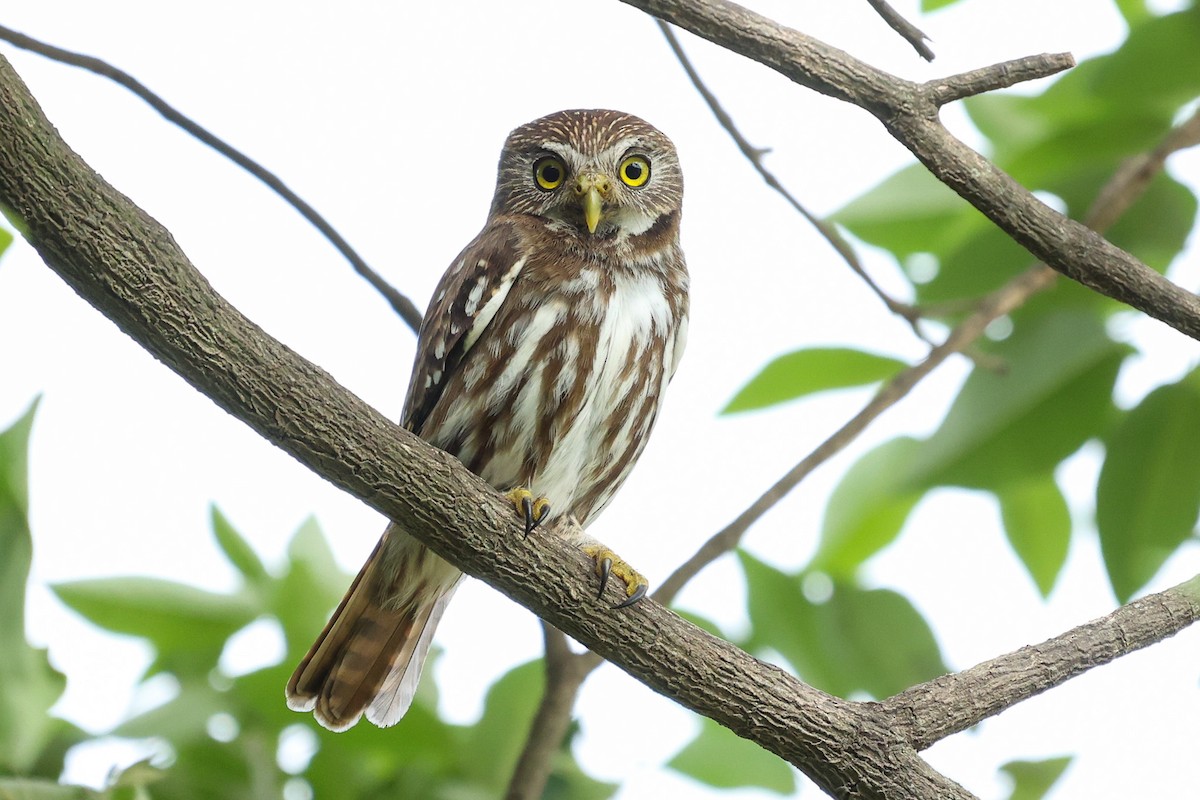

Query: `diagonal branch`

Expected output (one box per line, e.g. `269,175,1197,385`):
3,38,1198,800
656,20,927,339
655,263,1055,604
0,50,970,800
882,574,1200,749
0,23,423,332
624,0,1200,341
865,0,935,61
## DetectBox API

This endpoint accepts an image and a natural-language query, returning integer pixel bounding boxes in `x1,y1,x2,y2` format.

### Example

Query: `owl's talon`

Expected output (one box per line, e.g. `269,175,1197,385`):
615,582,647,608
520,496,535,535
597,556,613,599
506,488,550,536
583,544,648,608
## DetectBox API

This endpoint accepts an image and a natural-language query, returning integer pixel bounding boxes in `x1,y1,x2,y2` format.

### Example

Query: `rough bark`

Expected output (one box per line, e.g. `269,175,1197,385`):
2,24,1198,800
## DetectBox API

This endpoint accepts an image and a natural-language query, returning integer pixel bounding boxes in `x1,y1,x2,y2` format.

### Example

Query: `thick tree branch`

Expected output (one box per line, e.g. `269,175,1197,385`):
625,0,1200,341
3,25,1198,798
0,24,423,332
0,52,974,800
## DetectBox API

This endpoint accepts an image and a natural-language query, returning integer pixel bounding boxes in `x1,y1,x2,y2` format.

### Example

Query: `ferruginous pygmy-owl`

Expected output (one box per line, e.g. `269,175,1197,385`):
286,109,689,731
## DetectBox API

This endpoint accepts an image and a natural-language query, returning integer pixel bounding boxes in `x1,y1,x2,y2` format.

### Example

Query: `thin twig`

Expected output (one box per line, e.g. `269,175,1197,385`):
654,89,1200,607
0,24,423,332
884,573,1200,748
504,624,590,800
654,263,1056,605
657,20,929,341
866,0,935,61
926,52,1075,105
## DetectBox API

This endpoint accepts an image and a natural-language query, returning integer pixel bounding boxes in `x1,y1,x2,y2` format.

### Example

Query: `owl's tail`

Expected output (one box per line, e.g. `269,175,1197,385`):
286,528,462,731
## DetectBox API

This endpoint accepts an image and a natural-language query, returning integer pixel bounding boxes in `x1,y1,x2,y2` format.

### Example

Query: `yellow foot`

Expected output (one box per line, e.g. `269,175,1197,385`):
506,488,551,536
582,544,649,608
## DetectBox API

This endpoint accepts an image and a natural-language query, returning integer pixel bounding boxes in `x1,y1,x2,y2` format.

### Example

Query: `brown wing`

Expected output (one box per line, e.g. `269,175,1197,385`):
401,219,527,434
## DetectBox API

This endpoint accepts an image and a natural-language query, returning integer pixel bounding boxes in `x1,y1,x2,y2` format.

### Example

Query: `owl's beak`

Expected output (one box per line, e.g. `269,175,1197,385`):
575,173,610,234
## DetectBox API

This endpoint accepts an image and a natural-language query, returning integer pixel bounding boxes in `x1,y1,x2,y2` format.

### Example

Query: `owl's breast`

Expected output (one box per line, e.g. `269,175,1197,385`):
424,259,683,528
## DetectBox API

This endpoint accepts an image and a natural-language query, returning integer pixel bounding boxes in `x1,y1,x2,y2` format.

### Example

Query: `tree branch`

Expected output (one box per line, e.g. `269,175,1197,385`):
882,574,1200,749
656,20,927,338
865,0,935,61
624,0,1200,341
504,625,590,800
0,50,977,800
654,263,1056,605
0,24,423,332
4,17,1198,796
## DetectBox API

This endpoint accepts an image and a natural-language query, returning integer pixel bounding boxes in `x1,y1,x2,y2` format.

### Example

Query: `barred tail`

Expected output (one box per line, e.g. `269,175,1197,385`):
286,529,462,731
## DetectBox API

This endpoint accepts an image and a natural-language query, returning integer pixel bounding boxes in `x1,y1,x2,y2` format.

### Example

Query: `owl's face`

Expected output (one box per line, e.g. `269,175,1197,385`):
490,109,683,243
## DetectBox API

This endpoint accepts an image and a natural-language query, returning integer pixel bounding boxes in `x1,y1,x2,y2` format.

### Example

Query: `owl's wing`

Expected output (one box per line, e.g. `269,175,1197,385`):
401,220,527,434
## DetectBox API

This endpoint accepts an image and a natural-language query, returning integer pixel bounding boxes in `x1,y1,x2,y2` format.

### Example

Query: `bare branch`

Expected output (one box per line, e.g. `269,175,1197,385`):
504,625,590,800
657,20,927,339
4,46,1197,800
657,74,1200,607
926,53,1075,105
883,574,1200,748
624,0,1200,341
865,0,935,61
0,24,424,332
655,263,1056,605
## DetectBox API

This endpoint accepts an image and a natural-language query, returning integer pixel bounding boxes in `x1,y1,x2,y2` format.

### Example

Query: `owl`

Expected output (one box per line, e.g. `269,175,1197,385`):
287,109,689,731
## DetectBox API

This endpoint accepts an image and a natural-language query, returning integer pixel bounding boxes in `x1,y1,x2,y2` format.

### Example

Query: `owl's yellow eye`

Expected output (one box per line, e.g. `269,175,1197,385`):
533,157,566,190
619,155,651,188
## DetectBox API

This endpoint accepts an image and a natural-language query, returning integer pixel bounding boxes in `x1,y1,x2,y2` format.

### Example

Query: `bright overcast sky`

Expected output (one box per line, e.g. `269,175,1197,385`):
2,1,1198,798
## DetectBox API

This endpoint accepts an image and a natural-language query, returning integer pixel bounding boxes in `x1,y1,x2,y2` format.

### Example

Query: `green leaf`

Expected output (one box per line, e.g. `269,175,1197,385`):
921,0,961,9
812,437,924,576
1097,373,1200,601
0,778,95,799
833,164,975,260
1001,756,1073,800
211,505,269,586
461,660,544,789
742,553,946,698
0,221,14,262
274,518,350,662
52,577,258,665
668,716,794,793
112,680,226,741
1114,0,1151,26
722,348,907,414
914,312,1127,489
0,400,81,777
997,474,1072,597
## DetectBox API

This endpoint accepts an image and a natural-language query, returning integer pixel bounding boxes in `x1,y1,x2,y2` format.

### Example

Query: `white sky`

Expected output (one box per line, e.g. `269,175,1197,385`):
1,1,1198,798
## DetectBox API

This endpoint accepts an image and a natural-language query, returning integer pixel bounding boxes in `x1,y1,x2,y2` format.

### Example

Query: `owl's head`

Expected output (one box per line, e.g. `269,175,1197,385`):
490,109,683,242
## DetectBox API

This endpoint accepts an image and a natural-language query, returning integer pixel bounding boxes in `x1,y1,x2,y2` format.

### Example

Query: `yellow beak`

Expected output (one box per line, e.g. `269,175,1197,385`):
575,173,611,234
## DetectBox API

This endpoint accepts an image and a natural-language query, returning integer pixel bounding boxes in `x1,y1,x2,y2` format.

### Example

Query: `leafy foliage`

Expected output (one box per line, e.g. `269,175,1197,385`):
6,3,1200,799
793,4,1200,602
722,347,906,413
1001,756,1073,800
0,407,613,799
0,400,87,781
669,717,795,793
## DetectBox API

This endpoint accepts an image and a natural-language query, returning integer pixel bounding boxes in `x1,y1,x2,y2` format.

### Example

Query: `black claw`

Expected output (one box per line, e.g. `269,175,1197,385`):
615,583,648,609
596,557,612,600
531,501,549,532
521,496,535,537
